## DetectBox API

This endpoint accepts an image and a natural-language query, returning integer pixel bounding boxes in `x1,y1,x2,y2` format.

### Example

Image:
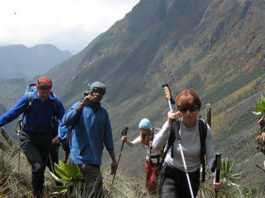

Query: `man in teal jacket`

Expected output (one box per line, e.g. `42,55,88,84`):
0,76,65,198
62,81,117,197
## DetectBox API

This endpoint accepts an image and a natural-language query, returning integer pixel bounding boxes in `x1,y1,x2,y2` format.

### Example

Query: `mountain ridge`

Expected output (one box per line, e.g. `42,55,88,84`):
0,44,72,81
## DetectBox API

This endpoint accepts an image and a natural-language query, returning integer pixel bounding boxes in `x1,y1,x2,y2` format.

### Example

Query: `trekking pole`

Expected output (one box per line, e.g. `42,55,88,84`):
111,127,129,186
49,153,55,173
18,148,21,173
16,121,23,173
162,84,195,198
215,153,222,198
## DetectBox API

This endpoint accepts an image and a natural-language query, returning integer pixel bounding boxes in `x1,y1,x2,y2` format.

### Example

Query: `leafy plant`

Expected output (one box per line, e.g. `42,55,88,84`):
252,94,265,115
252,94,265,154
49,160,84,197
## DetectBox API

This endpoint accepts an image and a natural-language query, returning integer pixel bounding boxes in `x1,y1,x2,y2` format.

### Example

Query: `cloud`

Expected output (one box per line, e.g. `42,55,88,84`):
0,0,139,54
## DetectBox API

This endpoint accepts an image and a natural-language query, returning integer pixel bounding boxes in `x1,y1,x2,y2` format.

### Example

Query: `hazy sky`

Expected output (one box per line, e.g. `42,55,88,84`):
0,0,140,54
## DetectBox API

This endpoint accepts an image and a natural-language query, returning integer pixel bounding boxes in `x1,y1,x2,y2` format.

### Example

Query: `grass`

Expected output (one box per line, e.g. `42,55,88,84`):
1,145,265,198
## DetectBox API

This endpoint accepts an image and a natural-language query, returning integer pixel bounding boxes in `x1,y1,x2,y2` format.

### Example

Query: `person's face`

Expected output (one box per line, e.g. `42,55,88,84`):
178,105,199,128
140,129,150,134
37,89,51,102
89,89,104,103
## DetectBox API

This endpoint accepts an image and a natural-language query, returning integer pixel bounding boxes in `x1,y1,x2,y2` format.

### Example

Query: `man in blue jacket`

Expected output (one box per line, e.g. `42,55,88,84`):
62,81,117,197
0,76,65,198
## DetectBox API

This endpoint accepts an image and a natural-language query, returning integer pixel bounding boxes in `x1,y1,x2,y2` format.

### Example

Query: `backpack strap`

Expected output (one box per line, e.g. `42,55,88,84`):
170,119,180,158
198,118,207,182
17,92,34,136
22,91,34,121
28,92,34,108
51,95,58,138
158,119,180,173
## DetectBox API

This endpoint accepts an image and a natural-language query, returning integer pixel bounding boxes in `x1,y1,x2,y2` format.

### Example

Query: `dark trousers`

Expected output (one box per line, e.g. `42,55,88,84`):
20,132,52,197
160,165,200,198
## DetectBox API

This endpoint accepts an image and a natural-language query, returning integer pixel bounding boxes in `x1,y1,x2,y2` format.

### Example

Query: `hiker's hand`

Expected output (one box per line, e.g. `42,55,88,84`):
213,177,222,191
167,110,181,126
81,95,94,106
52,136,60,144
110,161,117,175
121,136,127,142
149,140,152,147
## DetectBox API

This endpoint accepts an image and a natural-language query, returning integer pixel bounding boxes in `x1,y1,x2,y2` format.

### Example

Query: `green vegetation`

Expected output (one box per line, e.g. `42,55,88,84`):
49,160,83,197
1,143,264,197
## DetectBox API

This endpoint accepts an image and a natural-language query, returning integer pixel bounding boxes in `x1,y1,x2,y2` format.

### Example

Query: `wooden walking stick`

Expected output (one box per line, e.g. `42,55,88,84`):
215,153,221,198
162,84,195,198
206,103,211,127
111,127,129,186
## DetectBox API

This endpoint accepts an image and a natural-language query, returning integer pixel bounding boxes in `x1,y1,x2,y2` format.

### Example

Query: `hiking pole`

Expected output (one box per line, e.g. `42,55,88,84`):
215,153,222,198
111,127,129,186
16,122,23,174
49,153,55,173
162,84,195,198
162,84,175,111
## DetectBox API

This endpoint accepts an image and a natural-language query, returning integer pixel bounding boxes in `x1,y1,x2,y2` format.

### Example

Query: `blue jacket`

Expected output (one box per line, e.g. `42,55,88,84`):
58,121,68,142
62,101,114,165
0,90,65,133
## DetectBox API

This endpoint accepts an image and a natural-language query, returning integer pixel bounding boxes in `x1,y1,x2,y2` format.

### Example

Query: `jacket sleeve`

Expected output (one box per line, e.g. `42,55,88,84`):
58,121,68,142
152,121,171,150
62,102,80,127
0,94,28,127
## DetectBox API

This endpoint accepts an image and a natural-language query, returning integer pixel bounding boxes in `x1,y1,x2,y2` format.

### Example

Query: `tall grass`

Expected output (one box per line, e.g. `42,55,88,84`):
0,148,32,197
1,144,265,198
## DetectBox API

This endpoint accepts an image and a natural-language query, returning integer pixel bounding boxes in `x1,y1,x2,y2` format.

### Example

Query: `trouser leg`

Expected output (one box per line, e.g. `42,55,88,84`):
20,132,52,197
160,165,200,198
78,164,103,198
179,169,200,198
146,161,158,193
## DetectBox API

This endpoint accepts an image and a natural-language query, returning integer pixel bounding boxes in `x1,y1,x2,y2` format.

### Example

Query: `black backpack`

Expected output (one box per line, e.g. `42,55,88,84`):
159,118,208,182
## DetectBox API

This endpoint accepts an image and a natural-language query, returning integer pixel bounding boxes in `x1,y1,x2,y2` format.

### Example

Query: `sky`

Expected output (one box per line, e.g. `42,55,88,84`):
0,0,140,54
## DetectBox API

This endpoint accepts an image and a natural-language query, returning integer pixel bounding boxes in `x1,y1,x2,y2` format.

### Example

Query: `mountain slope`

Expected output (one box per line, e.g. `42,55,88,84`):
0,44,72,81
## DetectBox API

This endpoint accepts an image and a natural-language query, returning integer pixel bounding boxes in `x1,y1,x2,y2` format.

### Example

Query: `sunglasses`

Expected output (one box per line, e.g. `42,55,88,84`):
178,105,198,113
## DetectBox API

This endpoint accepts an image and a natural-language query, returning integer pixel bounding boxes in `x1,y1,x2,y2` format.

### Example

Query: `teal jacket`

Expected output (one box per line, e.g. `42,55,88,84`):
62,101,114,165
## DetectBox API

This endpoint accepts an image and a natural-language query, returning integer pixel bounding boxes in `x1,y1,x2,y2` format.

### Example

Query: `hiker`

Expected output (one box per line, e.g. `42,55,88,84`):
58,91,89,163
121,118,161,194
0,76,65,198
62,81,117,197
152,89,222,198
